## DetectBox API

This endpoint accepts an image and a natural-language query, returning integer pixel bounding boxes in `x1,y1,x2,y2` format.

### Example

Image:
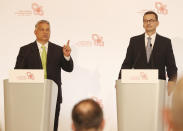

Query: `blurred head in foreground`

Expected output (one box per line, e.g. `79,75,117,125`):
72,99,104,131
164,77,183,131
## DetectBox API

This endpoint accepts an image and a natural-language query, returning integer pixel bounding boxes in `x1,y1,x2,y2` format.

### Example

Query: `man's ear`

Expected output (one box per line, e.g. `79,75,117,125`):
156,20,159,27
163,108,173,131
71,122,76,131
100,119,105,130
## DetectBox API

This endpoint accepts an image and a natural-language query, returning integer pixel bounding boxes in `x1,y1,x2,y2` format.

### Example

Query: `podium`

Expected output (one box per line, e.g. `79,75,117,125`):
3,79,58,131
116,70,166,131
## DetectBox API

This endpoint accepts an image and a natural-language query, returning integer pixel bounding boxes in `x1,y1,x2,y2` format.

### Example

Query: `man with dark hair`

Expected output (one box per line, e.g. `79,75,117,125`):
164,77,183,131
118,11,177,95
15,20,74,131
72,99,105,131
144,11,158,21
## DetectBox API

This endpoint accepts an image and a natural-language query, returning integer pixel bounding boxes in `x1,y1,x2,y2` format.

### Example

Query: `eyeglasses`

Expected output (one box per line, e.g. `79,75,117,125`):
143,19,157,23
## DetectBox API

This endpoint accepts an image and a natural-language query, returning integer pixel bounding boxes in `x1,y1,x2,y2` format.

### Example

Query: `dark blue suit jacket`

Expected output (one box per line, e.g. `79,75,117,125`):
15,41,74,103
118,33,177,81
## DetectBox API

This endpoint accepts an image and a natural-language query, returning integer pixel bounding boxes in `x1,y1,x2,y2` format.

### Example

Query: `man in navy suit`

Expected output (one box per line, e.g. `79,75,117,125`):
15,20,74,131
118,11,177,95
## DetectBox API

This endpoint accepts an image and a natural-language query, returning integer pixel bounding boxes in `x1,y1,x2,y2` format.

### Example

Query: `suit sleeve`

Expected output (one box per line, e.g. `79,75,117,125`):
165,40,177,81
14,47,27,69
118,38,134,79
60,47,74,72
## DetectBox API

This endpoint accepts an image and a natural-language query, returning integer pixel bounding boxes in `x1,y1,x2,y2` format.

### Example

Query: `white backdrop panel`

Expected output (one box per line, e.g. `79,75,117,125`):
0,0,183,131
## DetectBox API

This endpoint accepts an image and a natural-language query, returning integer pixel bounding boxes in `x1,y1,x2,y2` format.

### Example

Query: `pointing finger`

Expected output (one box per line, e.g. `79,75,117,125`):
66,40,70,47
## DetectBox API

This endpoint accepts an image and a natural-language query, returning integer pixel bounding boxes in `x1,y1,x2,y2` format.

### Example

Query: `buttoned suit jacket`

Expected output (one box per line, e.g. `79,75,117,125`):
15,41,74,103
118,33,177,80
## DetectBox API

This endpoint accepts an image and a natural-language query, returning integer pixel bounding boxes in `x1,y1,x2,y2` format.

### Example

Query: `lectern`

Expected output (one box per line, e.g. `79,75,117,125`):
116,69,166,131
4,78,58,131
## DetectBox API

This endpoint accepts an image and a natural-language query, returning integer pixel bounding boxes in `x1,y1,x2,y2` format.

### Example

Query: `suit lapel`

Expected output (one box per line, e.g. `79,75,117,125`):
31,41,42,68
47,42,53,72
141,33,146,53
139,33,148,64
149,34,159,62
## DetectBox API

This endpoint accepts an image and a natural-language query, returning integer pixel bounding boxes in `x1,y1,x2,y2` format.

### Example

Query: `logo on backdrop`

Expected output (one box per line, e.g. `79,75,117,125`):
92,34,104,46
76,34,104,47
32,3,44,16
155,2,168,15
15,3,44,16
137,2,168,15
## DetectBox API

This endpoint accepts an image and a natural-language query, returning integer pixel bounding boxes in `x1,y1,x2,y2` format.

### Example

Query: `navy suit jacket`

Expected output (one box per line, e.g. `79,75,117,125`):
118,33,177,80
15,41,74,103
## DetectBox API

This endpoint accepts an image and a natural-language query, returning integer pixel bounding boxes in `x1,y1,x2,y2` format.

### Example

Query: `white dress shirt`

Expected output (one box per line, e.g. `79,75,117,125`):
37,41,48,57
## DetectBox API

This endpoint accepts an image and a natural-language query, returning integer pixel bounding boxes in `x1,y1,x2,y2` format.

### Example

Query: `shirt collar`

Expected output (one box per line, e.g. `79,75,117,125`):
145,32,156,40
36,41,49,49
144,32,157,47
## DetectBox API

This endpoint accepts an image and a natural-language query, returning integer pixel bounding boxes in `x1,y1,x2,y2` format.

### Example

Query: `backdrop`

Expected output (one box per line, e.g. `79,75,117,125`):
0,0,183,130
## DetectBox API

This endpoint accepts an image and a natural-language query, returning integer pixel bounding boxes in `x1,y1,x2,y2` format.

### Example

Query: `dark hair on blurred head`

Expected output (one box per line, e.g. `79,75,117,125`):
72,99,103,131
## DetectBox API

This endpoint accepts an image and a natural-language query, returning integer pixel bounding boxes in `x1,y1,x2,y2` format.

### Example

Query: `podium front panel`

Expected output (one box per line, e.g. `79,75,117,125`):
4,80,44,131
116,80,165,131
4,79,58,131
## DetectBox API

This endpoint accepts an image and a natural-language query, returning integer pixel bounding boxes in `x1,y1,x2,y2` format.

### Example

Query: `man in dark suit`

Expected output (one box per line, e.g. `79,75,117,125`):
118,11,177,95
15,20,74,131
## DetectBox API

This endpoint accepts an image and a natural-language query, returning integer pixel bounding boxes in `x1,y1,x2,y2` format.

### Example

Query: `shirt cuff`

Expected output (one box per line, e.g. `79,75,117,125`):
64,56,70,61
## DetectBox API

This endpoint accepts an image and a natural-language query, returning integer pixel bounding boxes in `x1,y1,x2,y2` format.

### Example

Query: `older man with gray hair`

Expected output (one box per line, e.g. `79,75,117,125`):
15,20,74,131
